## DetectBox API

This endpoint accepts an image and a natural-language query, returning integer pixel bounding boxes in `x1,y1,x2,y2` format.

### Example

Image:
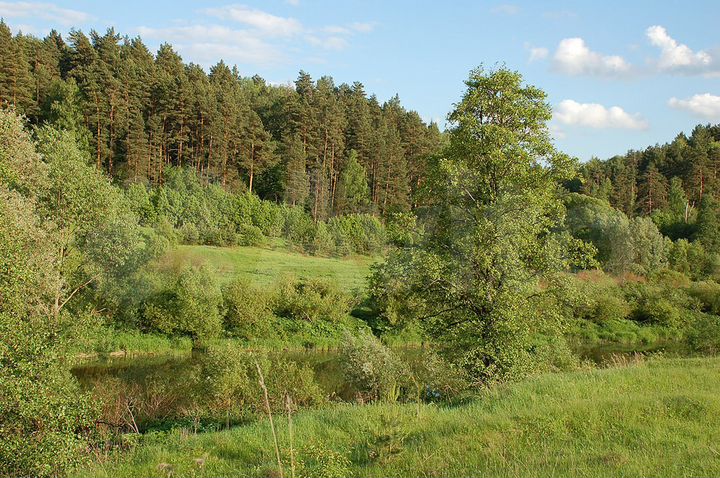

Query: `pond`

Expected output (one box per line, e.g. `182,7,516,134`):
72,348,425,432
71,343,682,433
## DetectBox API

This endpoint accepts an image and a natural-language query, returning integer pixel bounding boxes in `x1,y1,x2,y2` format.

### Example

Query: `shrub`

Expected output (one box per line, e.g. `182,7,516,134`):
199,344,325,424
283,206,316,250
339,331,408,401
143,265,223,345
687,281,720,315
272,276,354,322
687,312,720,354
312,222,335,255
178,222,200,244
406,350,469,402
222,278,274,338
328,214,385,256
236,223,265,247
385,212,421,247
625,282,697,329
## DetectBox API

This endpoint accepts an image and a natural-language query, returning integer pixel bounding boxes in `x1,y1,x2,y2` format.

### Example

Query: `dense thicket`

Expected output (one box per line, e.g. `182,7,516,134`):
0,21,441,220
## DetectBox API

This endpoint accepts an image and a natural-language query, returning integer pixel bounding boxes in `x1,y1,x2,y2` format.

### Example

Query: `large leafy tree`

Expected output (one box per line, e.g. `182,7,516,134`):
0,109,96,477
371,66,588,383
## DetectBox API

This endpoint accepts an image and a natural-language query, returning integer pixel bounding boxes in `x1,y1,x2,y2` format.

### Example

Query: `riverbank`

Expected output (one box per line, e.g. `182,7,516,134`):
74,357,720,477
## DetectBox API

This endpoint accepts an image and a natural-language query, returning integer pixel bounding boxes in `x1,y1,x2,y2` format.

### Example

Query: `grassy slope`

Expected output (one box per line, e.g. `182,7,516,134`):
76,357,720,477
166,244,376,291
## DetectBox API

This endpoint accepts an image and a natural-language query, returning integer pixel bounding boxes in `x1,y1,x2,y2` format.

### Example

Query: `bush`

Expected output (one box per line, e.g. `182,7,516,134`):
386,212,422,247
328,214,385,256
339,331,408,401
312,222,335,255
199,344,325,424
236,223,265,247
178,222,200,244
625,282,697,329
283,206,316,250
687,281,720,315
687,313,720,354
272,276,354,322
142,265,223,345
222,278,274,338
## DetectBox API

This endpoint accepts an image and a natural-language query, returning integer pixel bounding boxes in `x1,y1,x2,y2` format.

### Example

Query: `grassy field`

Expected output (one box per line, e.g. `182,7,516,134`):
75,357,720,477
164,244,377,291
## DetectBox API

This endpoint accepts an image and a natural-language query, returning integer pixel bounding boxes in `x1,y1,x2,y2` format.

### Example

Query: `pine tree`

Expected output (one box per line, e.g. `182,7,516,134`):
638,163,668,214
283,133,309,207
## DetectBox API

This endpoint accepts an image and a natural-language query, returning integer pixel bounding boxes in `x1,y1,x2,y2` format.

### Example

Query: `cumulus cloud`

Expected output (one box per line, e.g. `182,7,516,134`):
0,1,92,26
553,38,631,76
529,46,549,62
555,100,648,130
646,25,717,75
136,6,375,68
669,93,720,119
136,25,285,66
203,5,302,37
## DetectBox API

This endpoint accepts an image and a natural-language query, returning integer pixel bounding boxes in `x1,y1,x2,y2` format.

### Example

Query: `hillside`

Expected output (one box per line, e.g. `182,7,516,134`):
164,244,376,291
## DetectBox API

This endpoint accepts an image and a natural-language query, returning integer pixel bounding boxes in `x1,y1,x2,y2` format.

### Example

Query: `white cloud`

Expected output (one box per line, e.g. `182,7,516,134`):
135,6,376,67
306,34,348,51
549,124,566,140
669,93,720,119
136,25,285,66
203,5,302,37
646,25,718,75
491,4,520,15
555,100,648,130
0,1,91,26
350,22,375,33
529,47,548,62
553,38,631,76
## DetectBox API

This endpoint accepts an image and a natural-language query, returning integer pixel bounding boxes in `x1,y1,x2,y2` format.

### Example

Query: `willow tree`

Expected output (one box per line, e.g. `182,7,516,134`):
370,66,591,384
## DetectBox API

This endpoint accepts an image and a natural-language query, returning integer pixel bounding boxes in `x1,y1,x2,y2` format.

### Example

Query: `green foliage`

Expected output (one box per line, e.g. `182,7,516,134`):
372,66,585,384
339,331,408,401
143,265,223,345
222,278,274,338
696,195,720,254
565,194,669,275
298,441,352,478
200,344,325,421
327,213,386,256
335,149,371,215
76,358,720,478
687,313,720,354
687,281,720,315
236,223,265,247
272,276,354,322
385,212,422,247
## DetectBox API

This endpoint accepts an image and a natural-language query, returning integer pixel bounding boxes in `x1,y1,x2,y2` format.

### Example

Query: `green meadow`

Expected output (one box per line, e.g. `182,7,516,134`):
75,357,720,478
165,244,377,291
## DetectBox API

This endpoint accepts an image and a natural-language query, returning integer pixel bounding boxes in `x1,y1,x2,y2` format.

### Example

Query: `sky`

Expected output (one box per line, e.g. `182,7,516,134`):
1,0,719,161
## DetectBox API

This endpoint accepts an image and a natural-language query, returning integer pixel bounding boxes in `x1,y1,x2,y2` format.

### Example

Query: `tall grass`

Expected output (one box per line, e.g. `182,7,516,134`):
74,357,720,477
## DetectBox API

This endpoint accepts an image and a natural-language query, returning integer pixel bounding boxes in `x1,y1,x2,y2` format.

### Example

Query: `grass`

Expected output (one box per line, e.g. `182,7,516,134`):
164,244,377,291
75,357,720,477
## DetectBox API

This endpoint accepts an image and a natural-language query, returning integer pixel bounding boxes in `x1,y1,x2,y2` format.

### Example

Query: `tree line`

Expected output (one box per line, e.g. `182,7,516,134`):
0,21,442,221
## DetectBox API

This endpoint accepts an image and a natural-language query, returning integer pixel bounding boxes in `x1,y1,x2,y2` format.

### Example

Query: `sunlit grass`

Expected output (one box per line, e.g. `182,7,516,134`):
75,357,720,477
164,244,377,291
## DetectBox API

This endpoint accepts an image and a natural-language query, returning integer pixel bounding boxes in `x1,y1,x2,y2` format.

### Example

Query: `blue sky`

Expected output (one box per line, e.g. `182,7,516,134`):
2,0,720,160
